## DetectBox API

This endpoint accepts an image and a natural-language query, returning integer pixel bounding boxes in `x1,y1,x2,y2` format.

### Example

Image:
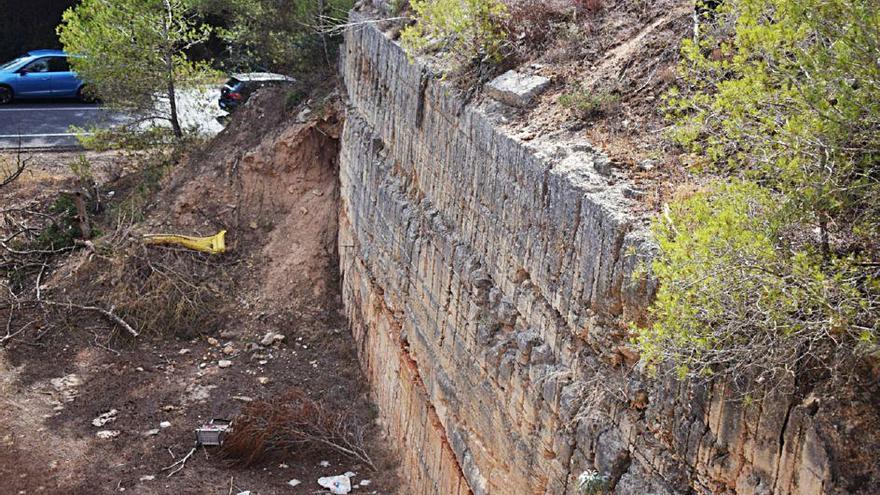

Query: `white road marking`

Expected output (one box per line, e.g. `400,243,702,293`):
0,107,105,112
0,132,95,138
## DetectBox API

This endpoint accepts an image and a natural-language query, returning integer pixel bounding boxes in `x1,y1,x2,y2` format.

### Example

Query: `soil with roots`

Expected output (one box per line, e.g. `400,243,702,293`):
0,88,398,494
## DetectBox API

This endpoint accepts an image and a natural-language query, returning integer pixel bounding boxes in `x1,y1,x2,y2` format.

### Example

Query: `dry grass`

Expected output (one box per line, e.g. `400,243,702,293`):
222,387,375,470
92,240,232,339
0,149,234,345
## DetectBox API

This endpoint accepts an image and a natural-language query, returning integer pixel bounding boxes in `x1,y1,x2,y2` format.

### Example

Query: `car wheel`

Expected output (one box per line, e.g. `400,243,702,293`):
77,86,98,103
0,86,12,105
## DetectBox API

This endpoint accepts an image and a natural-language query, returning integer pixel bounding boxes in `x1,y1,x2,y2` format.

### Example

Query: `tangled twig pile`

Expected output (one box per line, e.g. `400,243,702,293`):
1,202,232,345
222,387,375,470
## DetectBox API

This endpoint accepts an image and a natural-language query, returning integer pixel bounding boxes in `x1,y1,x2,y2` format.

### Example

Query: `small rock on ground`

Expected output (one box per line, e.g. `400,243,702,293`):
485,70,551,108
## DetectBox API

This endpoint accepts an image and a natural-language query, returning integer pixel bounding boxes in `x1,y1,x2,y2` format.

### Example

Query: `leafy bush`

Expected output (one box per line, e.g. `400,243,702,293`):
34,195,81,251
401,0,508,72
665,0,880,253
637,181,878,392
559,85,619,119
389,0,410,16
59,0,217,139
193,0,354,74
638,0,880,394
285,88,308,111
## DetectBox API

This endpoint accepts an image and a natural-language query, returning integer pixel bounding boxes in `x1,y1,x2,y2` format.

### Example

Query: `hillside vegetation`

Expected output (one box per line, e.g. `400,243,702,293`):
399,0,880,395
644,0,879,394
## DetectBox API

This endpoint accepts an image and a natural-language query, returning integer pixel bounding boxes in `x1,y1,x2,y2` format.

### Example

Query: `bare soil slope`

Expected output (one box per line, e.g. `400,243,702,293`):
0,89,397,494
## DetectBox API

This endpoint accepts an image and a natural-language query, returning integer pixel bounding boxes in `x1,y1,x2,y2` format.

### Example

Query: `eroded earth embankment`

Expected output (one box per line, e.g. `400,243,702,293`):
0,91,396,494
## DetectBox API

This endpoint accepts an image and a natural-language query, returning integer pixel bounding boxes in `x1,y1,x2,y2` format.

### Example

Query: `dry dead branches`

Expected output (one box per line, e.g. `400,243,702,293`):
222,387,376,470
161,446,197,477
1,205,230,345
0,150,27,189
92,244,231,339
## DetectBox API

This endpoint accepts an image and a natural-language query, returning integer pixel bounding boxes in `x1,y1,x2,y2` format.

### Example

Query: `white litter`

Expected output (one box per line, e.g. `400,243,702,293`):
260,332,285,346
318,474,352,494
159,421,172,428
287,479,301,487
92,409,118,427
319,460,331,467
96,430,120,439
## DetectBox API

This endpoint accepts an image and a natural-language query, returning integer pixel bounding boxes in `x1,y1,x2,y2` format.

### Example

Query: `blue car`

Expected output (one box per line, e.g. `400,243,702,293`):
0,49,91,104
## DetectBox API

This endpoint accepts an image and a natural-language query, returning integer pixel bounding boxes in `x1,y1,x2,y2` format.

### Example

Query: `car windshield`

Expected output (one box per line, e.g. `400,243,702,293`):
0,56,28,71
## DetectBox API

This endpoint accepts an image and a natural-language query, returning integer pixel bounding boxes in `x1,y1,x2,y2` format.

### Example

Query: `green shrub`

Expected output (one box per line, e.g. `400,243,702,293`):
559,85,619,119
389,0,410,16
665,0,880,251
193,0,354,74
34,195,81,251
636,181,878,391
401,0,508,72
640,0,880,394
285,88,308,111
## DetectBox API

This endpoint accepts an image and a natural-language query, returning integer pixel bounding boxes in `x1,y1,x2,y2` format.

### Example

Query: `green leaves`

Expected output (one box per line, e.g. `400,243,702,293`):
401,0,508,72
642,0,880,392
192,0,355,74
637,181,878,392
667,0,880,244
58,0,217,140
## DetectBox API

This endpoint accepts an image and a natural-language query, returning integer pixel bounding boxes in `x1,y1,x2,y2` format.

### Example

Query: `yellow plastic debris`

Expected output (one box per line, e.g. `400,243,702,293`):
143,230,227,255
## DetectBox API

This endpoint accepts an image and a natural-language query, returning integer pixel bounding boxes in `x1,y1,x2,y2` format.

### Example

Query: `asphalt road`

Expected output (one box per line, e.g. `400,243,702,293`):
0,90,225,150
0,100,130,150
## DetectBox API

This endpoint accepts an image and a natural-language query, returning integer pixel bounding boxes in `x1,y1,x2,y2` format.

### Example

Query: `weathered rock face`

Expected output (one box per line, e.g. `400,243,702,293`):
338,14,880,495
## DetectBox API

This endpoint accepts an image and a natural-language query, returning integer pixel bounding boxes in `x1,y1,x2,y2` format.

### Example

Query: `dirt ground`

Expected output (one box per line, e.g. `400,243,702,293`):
504,0,696,212
378,0,696,212
0,89,398,494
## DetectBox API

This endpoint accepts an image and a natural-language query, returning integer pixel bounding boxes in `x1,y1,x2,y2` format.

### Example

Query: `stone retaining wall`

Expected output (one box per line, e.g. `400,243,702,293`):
338,14,878,495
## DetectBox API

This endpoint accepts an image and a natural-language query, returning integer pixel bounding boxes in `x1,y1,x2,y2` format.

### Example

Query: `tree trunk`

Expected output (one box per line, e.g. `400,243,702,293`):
163,0,183,139
167,75,182,139
820,213,830,262
69,191,91,240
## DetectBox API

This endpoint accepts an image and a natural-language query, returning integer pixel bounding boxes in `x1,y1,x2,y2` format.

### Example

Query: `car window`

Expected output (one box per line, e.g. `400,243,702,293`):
225,78,241,89
48,57,70,72
0,56,27,71
23,58,49,73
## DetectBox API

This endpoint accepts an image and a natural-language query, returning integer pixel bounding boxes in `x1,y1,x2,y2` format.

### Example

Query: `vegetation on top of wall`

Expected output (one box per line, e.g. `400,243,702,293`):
558,85,620,119
400,0,509,75
636,0,880,394
637,181,877,392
